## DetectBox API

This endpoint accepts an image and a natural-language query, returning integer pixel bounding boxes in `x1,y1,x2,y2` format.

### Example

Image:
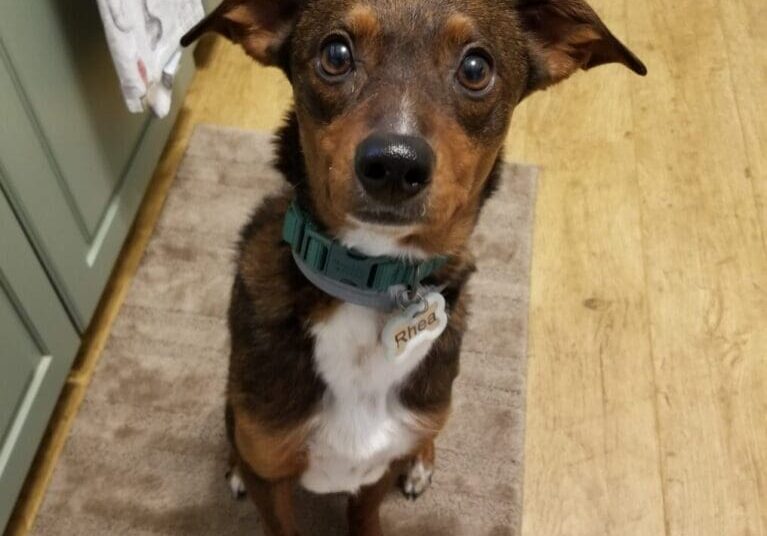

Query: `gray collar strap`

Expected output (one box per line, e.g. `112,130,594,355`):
292,251,405,312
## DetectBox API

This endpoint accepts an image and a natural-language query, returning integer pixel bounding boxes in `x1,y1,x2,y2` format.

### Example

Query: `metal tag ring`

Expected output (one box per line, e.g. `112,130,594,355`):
397,288,429,314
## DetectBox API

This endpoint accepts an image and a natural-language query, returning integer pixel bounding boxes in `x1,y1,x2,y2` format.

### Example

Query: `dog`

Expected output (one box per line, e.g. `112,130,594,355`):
181,1,645,534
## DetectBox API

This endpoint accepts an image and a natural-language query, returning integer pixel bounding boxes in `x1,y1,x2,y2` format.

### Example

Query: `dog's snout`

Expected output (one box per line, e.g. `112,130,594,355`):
355,134,434,203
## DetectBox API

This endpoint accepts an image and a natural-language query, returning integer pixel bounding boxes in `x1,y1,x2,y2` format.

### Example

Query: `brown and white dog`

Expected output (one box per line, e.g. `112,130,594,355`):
181,1,645,534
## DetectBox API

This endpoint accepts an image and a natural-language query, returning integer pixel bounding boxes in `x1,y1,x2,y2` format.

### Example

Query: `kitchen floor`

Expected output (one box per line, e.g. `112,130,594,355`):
7,1,767,534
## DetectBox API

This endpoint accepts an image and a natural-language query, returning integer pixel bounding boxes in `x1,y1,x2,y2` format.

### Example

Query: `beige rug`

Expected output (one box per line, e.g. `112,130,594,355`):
31,125,537,536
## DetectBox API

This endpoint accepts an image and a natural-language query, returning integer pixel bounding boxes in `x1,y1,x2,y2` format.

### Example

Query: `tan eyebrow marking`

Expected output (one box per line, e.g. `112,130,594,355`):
346,4,381,41
442,13,477,47
226,5,253,25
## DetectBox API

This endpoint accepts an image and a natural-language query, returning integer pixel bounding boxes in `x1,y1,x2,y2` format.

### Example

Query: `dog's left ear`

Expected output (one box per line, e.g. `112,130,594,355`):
515,0,647,94
181,0,302,66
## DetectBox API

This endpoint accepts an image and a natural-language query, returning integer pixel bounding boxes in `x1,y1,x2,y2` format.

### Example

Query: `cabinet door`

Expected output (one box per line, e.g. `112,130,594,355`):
0,187,79,531
0,1,194,330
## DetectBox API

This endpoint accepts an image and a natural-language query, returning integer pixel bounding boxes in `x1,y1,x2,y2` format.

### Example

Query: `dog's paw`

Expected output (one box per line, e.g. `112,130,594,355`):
226,466,247,500
399,459,433,501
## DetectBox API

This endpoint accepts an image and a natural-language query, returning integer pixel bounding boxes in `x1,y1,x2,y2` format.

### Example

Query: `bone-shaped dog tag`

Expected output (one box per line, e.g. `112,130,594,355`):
382,292,448,361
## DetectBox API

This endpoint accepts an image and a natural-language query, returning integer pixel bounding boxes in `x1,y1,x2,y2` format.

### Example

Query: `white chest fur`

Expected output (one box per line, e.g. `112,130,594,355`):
300,303,435,494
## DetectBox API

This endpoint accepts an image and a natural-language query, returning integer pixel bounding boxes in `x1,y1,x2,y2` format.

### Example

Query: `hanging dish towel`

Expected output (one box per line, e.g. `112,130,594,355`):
97,0,205,118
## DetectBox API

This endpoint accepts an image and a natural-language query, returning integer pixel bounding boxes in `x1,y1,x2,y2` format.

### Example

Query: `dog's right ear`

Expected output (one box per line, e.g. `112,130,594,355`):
514,0,647,95
181,0,302,66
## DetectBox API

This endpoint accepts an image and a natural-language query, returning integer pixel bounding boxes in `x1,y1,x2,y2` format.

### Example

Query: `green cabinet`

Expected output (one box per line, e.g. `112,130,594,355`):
0,1,195,530
0,189,79,529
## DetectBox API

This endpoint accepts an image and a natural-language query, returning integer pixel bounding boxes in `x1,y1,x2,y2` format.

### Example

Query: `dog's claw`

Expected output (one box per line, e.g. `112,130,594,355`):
226,468,247,500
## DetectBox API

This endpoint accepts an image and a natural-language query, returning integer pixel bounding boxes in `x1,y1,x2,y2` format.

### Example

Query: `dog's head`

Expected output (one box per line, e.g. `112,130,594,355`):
183,0,645,257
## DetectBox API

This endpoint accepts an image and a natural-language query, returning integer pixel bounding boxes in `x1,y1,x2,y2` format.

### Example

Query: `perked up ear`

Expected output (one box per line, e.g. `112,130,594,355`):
515,0,647,93
180,0,302,66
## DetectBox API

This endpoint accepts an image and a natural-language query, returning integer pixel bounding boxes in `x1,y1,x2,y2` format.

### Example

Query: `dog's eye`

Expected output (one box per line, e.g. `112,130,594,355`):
319,38,353,79
457,52,493,93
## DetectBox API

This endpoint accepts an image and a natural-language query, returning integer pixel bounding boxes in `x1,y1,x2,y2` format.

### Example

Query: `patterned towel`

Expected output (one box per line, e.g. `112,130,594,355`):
96,0,204,117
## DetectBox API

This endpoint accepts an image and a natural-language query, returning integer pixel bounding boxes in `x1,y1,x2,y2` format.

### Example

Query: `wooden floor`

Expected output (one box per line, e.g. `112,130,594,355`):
6,1,766,534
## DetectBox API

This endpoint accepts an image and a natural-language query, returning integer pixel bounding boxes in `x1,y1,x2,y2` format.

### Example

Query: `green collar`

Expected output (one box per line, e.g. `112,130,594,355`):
282,201,447,297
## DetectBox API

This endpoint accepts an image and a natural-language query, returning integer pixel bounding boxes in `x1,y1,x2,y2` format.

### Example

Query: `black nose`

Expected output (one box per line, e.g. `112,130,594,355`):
354,133,435,203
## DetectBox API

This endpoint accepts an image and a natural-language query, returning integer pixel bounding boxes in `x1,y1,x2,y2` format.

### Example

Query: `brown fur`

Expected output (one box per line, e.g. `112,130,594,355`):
403,109,504,254
296,103,372,233
233,407,310,480
348,468,400,536
182,1,645,534
237,466,300,536
416,440,436,469
346,5,381,42
442,13,477,48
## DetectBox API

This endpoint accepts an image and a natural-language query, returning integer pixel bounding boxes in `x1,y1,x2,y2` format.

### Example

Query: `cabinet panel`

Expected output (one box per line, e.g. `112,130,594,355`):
0,2,195,329
0,1,147,235
0,293,39,438
0,187,79,531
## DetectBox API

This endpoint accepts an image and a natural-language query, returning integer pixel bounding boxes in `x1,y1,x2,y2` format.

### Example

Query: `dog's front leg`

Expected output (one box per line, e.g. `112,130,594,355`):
238,465,299,536
347,468,399,536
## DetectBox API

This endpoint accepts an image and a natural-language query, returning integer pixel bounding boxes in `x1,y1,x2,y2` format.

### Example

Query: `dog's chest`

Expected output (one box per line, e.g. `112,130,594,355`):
300,303,434,494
